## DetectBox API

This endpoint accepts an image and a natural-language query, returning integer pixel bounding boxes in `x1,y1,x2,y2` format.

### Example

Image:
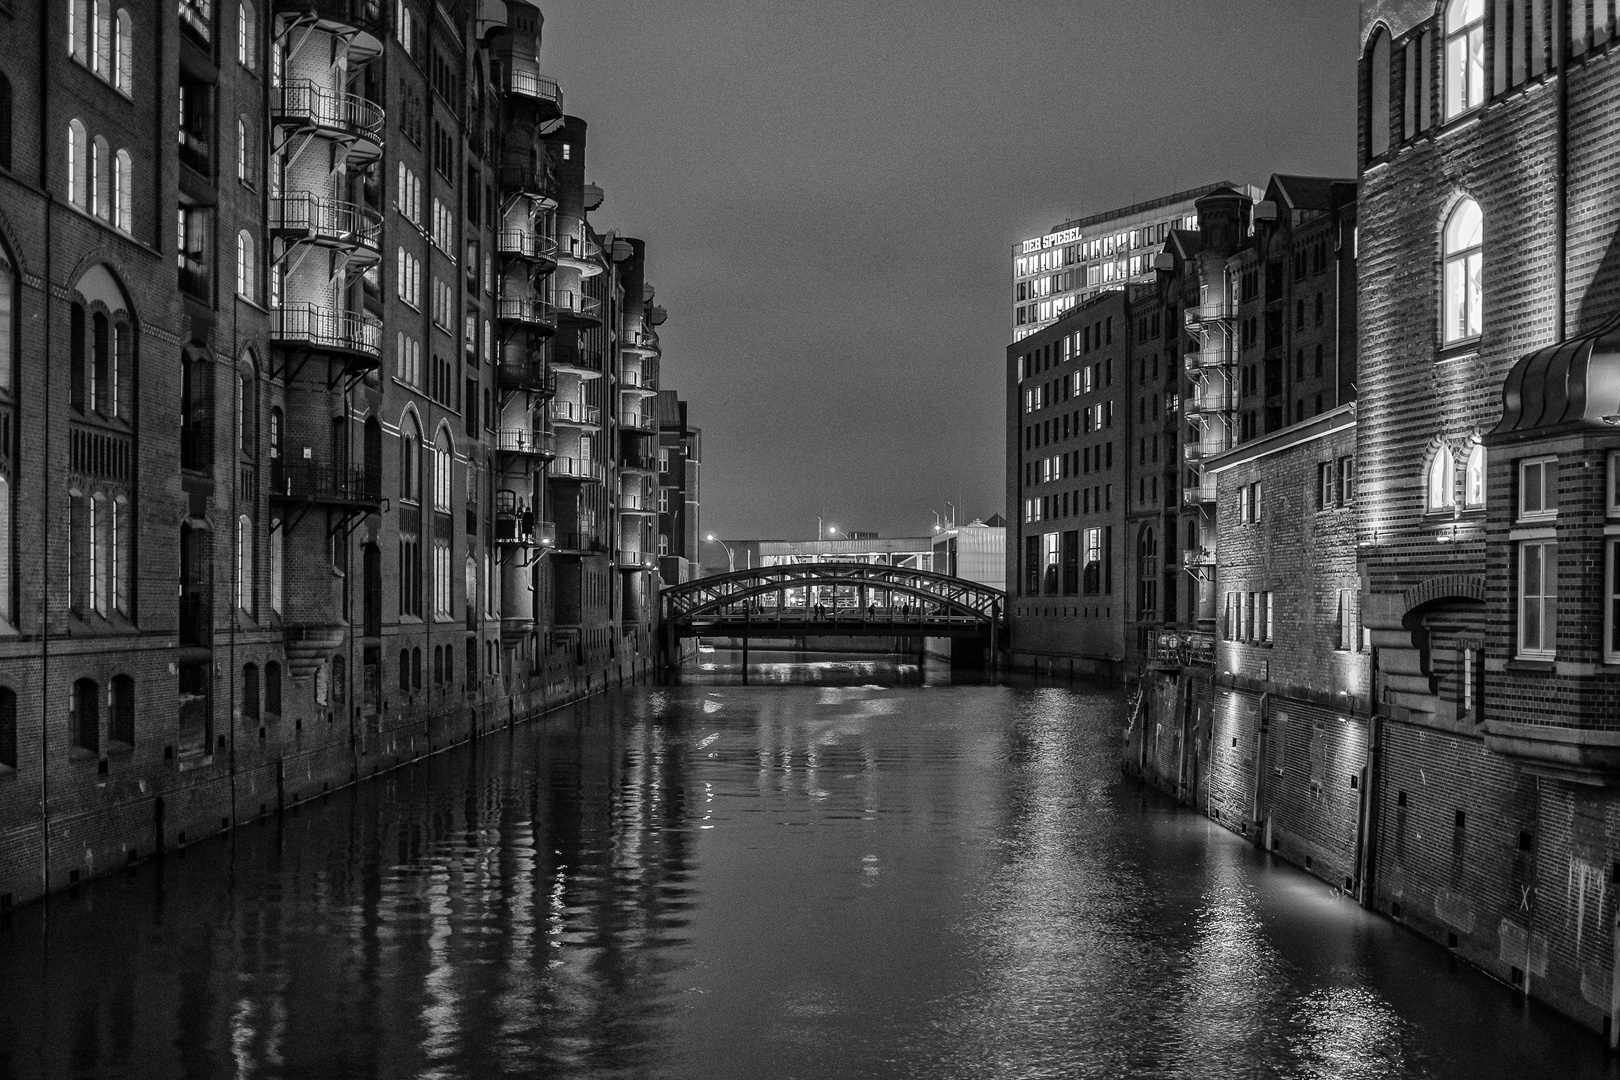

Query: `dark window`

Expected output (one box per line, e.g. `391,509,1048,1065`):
412,647,422,689
466,637,477,681
265,661,281,715
0,73,11,172
433,644,443,684
110,674,134,745
73,677,99,752
331,654,345,705
399,649,411,691
70,304,86,412
0,686,16,768
243,662,259,720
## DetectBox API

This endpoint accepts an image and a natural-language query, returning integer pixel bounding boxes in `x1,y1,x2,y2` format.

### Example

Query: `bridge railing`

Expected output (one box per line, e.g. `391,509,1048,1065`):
663,562,1007,625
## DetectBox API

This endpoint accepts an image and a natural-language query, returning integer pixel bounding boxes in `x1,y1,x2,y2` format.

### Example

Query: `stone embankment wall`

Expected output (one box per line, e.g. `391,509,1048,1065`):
0,656,655,914
1129,669,1620,1043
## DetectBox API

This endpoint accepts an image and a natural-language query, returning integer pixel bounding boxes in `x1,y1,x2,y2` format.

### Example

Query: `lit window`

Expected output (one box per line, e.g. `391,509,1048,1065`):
1427,445,1455,511
235,230,255,298
1463,442,1485,507
1444,0,1486,120
67,120,87,208
1442,198,1483,344
1518,540,1556,658
113,150,131,232
114,10,132,95
1518,456,1555,520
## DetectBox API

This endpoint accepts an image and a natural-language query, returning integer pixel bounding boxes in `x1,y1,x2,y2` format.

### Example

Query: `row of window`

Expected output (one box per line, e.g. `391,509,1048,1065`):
65,121,133,232
1222,591,1275,644
67,0,134,98
1022,527,1113,597
1021,485,1114,524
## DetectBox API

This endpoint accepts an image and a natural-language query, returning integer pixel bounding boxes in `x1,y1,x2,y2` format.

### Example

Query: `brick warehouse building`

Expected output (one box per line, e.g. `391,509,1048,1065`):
1354,0,1620,1039
0,0,693,910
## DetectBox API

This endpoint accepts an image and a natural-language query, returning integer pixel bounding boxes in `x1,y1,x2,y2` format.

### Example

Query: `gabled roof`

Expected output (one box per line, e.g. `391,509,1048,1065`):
1165,229,1203,259
1489,316,1620,443
1267,174,1356,212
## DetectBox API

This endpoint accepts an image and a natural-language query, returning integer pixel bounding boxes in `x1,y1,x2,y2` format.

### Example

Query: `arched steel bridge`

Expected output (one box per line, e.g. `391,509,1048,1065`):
660,562,1006,641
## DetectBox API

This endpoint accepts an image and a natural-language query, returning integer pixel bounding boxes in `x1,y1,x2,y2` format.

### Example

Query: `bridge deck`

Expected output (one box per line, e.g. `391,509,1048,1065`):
679,611,994,639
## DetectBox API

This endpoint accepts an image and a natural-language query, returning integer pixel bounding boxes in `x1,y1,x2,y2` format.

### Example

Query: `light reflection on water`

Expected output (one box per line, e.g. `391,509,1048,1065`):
0,652,1613,1079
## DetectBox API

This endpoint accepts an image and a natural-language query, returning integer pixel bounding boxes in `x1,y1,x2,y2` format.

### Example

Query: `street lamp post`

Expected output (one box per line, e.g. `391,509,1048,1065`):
704,535,735,574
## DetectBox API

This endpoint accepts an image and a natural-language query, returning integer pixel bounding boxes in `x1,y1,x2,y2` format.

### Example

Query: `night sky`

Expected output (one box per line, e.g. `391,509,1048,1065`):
540,1,1360,543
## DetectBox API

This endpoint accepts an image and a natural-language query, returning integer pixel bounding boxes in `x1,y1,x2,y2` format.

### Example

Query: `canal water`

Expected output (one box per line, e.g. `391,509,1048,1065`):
0,651,1615,1079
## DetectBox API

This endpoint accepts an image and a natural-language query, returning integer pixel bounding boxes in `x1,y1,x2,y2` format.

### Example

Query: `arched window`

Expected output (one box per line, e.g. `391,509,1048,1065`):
73,677,99,752
399,649,410,692
236,230,255,299
242,662,259,720
268,515,282,613
110,673,134,744
113,149,131,232
411,646,422,689
1428,445,1456,511
67,119,87,208
237,514,254,614
1464,441,1486,507
401,415,421,501
0,245,10,394
363,542,381,637
466,636,477,682
237,0,257,68
0,475,11,630
237,117,247,181
265,660,281,715
90,492,107,613
90,0,109,75
1445,0,1485,120
69,0,89,61
1137,527,1157,618
237,359,257,451
433,645,443,684
433,430,452,511
0,685,15,768
445,641,453,683
114,10,133,95
1368,28,1390,158
1443,198,1483,344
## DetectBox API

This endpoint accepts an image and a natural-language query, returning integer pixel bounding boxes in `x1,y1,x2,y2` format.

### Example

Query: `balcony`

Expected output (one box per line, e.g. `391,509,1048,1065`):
647,304,668,326
553,529,606,553
270,194,383,263
551,348,603,378
621,332,659,357
1181,546,1215,568
550,400,601,427
496,296,558,333
494,428,556,458
273,80,384,162
618,490,656,515
1185,347,1231,373
494,509,533,545
496,230,559,268
497,160,558,202
270,460,383,508
272,304,383,370
557,231,604,277
496,358,556,395
555,290,603,325
275,0,388,60
1183,476,1217,504
618,447,658,473
619,368,658,397
615,548,656,571
502,66,564,116
548,456,604,483
1185,299,1233,326
618,409,657,433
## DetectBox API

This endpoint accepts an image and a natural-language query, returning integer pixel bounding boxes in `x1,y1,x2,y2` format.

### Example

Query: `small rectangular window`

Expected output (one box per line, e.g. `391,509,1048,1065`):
1518,457,1556,520
1340,456,1356,503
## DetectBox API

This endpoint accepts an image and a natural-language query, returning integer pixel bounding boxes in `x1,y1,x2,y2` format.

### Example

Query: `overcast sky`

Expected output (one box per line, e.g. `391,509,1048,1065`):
540,0,1359,542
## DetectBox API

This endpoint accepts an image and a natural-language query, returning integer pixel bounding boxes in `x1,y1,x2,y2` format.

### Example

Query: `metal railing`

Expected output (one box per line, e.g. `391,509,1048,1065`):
495,428,555,457
504,67,563,108
618,490,652,512
1147,629,1216,667
497,162,557,199
618,447,658,471
272,303,383,358
494,510,534,544
272,193,383,251
1185,299,1233,325
496,359,556,394
549,400,601,426
615,548,656,570
496,230,558,262
275,80,386,142
555,291,602,320
1181,546,1215,568
1184,477,1217,504
496,296,557,327
548,456,604,482
270,460,383,504
618,409,657,432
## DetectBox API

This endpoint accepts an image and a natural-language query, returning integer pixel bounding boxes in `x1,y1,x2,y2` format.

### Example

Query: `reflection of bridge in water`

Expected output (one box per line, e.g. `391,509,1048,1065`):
659,562,1005,676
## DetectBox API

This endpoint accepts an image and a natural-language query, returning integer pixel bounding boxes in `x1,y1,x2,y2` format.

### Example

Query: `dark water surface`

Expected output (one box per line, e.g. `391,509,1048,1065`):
1,651,1615,1079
